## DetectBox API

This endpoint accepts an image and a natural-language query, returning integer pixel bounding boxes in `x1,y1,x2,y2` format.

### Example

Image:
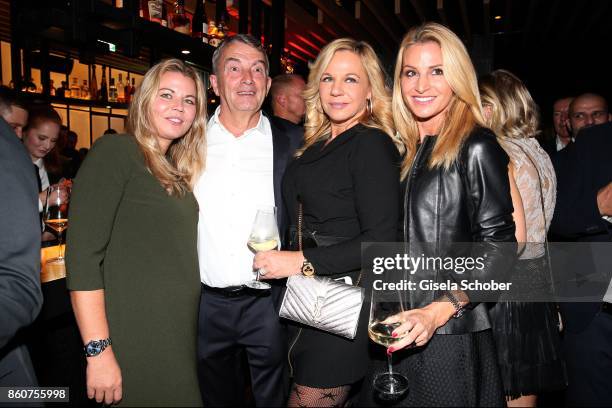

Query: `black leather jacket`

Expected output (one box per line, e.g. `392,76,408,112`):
403,127,517,334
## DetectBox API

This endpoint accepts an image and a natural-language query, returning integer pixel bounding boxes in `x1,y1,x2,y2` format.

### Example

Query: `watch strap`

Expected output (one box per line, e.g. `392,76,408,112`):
444,291,465,318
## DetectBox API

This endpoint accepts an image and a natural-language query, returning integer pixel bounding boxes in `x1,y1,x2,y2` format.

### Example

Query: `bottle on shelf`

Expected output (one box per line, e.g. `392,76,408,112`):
117,73,125,103
109,77,118,102
90,65,99,101
192,0,209,44
129,77,136,102
172,0,190,34
81,79,90,100
49,79,56,96
161,1,168,27
70,77,81,98
208,20,219,47
139,0,149,19
124,76,131,104
148,0,163,24
161,1,169,27
99,66,108,102
217,12,227,46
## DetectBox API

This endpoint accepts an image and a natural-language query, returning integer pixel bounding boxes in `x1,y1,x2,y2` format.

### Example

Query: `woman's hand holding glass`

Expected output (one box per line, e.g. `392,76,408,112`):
252,250,305,279
386,302,457,351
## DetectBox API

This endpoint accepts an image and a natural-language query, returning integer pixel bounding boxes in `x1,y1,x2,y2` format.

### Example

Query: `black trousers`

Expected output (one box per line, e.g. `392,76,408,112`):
197,285,288,407
563,309,612,406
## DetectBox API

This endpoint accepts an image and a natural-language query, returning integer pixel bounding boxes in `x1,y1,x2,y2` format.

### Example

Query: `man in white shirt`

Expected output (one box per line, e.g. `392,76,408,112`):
194,34,302,406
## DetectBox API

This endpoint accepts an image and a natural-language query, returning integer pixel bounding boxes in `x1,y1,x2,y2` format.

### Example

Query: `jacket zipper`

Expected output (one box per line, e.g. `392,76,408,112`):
287,327,303,378
403,139,428,309
403,138,429,243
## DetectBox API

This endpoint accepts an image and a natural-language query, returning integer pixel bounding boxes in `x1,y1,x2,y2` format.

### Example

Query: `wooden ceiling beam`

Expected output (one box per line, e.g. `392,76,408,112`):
521,0,539,46
310,0,389,55
483,0,490,36
353,1,399,53
410,0,427,23
459,0,472,43
285,0,342,43
437,0,448,27
362,0,405,41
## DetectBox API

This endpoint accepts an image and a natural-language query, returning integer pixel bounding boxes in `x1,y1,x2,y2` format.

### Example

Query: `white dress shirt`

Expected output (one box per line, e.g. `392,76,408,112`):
34,158,49,212
194,108,275,287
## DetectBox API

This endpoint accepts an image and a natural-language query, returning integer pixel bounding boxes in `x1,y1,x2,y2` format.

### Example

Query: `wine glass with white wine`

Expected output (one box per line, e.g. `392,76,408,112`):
245,206,280,290
43,184,70,264
368,289,410,398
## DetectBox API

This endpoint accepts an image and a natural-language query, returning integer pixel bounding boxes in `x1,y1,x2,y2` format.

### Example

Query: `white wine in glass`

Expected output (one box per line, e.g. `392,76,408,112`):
368,290,410,398
43,184,70,264
245,206,280,290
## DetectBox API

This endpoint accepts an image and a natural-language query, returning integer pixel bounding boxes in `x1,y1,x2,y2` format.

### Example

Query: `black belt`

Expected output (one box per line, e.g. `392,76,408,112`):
201,283,251,298
602,302,612,316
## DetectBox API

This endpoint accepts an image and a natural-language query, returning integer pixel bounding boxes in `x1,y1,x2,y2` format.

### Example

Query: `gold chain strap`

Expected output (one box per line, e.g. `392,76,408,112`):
297,202,303,251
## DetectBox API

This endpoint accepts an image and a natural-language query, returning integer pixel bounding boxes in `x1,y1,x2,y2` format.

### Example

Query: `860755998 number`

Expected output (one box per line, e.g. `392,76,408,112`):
0,387,69,403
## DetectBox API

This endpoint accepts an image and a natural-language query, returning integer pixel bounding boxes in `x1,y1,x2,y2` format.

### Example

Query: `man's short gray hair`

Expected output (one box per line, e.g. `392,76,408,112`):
211,34,270,76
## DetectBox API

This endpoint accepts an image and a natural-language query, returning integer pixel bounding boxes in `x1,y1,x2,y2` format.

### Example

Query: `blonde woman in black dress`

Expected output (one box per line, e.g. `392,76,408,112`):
253,38,403,406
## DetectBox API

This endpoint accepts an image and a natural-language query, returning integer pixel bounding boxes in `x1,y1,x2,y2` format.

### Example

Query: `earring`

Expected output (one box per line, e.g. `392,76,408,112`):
366,98,372,116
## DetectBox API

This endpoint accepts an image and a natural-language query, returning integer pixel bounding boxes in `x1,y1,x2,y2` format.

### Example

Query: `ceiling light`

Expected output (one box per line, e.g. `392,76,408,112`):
181,49,191,55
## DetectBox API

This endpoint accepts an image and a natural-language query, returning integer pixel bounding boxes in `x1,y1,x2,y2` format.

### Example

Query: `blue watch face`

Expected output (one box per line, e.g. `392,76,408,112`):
86,341,102,356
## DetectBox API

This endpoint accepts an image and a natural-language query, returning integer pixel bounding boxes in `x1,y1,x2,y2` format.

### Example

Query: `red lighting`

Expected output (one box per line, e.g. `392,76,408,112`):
287,41,317,59
295,34,321,52
309,31,327,45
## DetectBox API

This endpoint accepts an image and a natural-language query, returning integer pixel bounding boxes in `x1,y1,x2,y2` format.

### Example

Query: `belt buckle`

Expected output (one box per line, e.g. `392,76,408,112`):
223,285,247,297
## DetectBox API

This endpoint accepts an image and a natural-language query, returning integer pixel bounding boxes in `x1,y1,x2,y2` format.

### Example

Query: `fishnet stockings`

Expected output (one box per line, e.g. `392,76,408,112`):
287,383,350,407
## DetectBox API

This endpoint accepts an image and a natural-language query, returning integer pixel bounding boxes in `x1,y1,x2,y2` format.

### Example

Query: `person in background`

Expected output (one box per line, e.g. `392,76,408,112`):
0,85,29,139
480,69,566,407
540,96,574,157
0,116,42,389
59,128,82,179
194,34,302,407
103,128,117,135
21,106,66,229
254,38,402,407
550,121,612,407
360,22,515,406
67,58,207,406
269,73,306,130
566,93,611,139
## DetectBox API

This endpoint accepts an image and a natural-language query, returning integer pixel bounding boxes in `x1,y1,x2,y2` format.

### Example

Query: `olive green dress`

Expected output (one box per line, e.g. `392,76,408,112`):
66,134,202,407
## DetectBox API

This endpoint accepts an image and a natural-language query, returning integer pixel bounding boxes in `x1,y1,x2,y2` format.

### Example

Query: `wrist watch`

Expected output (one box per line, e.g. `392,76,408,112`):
444,291,465,318
301,258,315,276
84,338,112,357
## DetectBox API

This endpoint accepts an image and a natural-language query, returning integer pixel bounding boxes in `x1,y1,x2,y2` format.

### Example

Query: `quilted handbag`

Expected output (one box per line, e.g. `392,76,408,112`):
279,275,364,339
278,202,365,339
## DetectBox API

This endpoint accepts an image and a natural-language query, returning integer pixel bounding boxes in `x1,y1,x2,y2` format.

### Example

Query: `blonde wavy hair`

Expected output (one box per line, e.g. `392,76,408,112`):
479,69,540,139
298,38,402,156
127,58,207,196
393,23,486,179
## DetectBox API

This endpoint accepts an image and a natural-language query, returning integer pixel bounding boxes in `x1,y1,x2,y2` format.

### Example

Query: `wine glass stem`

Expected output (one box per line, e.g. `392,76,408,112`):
58,232,64,259
387,352,396,394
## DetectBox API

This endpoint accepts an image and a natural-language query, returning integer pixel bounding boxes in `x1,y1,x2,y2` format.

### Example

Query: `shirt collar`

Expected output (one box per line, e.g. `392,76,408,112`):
209,106,267,138
34,158,43,168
